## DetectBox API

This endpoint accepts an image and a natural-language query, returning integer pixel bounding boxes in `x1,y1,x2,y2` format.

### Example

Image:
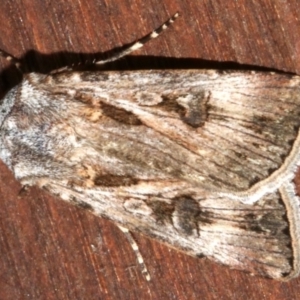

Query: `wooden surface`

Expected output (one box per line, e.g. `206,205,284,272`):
0,1,300,299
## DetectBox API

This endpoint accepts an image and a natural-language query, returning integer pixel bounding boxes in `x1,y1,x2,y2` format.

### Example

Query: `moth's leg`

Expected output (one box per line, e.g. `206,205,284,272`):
51,12,179,74
18,185,30,197
118,225,151,281
0,49,22,70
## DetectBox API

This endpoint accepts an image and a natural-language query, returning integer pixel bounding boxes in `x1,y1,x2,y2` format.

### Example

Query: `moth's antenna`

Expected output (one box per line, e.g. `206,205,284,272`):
51,13,179,74
94,12,179,65
0,49,22,71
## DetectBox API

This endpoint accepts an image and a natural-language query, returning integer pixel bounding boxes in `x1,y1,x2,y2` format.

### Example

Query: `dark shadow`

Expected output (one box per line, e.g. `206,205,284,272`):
0,46,289,99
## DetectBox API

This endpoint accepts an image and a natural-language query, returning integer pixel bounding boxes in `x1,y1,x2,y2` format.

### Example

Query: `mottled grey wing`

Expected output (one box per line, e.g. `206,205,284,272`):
43,178,298,280
45,70,300,194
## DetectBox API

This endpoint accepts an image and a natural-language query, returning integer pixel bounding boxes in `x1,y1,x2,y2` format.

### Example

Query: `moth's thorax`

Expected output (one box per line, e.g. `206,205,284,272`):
0,73,76,181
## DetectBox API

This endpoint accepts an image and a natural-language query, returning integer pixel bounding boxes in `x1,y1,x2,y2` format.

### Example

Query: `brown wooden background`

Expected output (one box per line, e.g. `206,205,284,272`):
0,1,300,299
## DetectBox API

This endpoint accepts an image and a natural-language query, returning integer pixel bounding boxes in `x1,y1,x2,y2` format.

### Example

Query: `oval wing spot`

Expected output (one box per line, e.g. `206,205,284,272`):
173,196,201,236
158,90,210,128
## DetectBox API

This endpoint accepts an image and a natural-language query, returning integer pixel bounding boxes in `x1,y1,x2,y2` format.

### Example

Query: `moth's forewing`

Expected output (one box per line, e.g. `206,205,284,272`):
43,70,300,195
43,177,298,280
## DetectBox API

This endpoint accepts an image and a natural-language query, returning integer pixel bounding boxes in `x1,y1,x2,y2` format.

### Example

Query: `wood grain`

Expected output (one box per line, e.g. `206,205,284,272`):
0,0,300,299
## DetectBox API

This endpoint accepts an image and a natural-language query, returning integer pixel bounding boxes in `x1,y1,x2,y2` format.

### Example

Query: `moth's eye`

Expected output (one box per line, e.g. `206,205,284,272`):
1,109,6,114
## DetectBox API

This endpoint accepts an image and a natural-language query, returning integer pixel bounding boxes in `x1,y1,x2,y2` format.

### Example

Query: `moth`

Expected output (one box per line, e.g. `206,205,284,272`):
1,13,300,281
